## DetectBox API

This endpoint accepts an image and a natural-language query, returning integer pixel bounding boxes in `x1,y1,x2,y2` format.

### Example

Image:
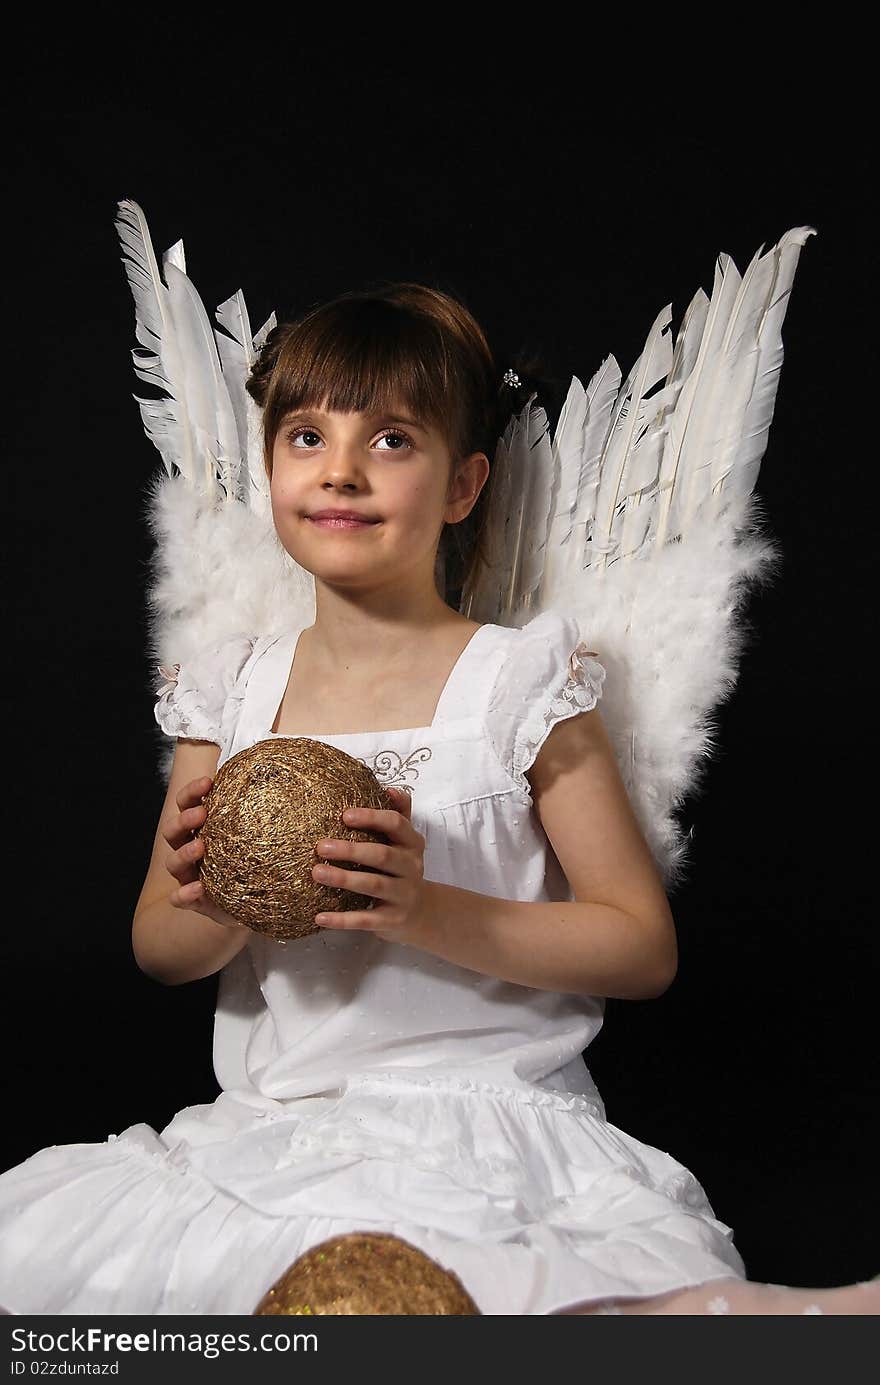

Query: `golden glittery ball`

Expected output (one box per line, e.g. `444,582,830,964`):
196,737,394,941
253,1232,482,1315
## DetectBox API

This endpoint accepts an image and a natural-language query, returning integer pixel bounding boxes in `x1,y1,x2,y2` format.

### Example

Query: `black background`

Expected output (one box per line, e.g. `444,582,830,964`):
4,32,875,1295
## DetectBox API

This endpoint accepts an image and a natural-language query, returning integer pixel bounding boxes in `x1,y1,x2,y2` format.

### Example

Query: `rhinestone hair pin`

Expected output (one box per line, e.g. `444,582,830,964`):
502,368,521,388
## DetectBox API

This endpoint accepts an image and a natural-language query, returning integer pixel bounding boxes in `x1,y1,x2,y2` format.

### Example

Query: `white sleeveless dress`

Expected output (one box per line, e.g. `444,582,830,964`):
0,611,746,1315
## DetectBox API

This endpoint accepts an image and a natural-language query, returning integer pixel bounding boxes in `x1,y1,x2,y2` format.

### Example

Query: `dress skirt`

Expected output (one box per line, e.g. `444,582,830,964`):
0,1069,745,1316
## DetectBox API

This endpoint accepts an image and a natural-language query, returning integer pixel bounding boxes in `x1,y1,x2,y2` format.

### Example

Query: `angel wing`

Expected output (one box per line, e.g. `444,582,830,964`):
116,200,815,883
460,226,817,884
115,199,316,783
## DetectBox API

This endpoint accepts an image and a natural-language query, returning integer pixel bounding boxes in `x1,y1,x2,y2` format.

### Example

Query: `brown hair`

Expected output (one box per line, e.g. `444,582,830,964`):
245,280,560,605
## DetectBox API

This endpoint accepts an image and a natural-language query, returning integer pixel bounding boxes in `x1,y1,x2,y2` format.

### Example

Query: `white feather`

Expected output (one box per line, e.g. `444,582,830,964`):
114,201,198,488
160,260,238,501
654,251,746,543
488,394,556,621
212,296,275,518
549,359,622,586
214,289,254,503
709,228,816,519
247,312,277,520
592,304,674,572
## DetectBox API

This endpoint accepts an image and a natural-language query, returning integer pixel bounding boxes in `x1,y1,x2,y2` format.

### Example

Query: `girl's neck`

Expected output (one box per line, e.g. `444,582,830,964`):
305,594,466,679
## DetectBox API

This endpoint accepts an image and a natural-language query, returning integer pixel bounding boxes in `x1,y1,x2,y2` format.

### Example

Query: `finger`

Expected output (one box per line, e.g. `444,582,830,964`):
315,838,400,874
314,909,377,930
386,787,413,817
165,836,204,884
342,805,421,844
312,862,395,900
171,878,246,930
165,808,208,851
171,878,204,908
176,777,213,810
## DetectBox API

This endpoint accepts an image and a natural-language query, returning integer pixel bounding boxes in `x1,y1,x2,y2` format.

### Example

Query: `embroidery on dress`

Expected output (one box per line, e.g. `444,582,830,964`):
353,746,432,795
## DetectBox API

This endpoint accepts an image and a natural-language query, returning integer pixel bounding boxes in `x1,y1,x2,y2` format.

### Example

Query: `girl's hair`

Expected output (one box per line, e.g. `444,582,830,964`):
245,281,564,606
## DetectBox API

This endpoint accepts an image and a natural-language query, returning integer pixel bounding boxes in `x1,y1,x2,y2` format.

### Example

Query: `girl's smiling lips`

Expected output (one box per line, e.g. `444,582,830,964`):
307,508,381,528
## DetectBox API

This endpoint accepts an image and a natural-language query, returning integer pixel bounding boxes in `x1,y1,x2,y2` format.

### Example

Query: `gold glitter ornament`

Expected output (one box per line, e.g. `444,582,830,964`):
195,737,394,940
253,1232,482,1315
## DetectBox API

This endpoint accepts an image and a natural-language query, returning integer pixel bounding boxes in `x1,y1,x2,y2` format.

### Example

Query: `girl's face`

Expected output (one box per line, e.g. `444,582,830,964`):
270,401,467,594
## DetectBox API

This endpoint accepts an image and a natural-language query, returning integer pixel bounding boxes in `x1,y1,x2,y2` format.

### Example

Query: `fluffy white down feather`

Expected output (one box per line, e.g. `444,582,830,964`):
558,489,780,886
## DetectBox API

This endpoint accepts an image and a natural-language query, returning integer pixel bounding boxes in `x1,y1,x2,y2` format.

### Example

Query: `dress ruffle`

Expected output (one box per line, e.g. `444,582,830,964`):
487,611,607,798
0,1071,743,1316
513,640,606,785
153,635,257,746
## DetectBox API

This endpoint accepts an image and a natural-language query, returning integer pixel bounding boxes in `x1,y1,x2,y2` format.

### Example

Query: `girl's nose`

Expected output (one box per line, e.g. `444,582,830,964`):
318,454,365,487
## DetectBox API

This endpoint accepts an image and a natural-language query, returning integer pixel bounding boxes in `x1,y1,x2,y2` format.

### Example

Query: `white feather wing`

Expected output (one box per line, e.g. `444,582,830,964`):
116,201,315,780
465,226,816,885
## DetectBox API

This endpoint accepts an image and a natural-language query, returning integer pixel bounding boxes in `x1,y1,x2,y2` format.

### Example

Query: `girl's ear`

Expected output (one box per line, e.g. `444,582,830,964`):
449,451,490,518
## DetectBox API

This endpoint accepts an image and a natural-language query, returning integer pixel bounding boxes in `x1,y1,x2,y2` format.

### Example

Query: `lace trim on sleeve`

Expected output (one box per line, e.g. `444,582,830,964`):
153,636,261,746
154,660,224,744
156,664,181,692
511,640,607,793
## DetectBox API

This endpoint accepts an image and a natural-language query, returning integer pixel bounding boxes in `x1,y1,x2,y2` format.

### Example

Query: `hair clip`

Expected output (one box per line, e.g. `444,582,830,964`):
502,368,521,389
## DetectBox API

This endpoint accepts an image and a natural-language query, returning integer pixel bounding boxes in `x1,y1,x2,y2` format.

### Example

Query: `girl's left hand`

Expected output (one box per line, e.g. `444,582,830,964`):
311,787,427,944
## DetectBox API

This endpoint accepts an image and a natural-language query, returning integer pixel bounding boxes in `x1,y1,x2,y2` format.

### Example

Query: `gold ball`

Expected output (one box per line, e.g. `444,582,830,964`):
196,737,394,940
253,1232,482,1315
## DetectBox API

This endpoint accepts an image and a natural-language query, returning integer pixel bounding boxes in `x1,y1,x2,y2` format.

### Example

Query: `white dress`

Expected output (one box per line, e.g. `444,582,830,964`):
0,611,746,1315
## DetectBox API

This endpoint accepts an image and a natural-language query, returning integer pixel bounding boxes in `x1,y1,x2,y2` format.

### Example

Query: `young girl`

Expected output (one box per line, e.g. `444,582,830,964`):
0,285,875,1317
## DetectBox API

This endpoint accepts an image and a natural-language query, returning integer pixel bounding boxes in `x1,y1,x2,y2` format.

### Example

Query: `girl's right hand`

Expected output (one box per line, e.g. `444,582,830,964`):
164,775,248,931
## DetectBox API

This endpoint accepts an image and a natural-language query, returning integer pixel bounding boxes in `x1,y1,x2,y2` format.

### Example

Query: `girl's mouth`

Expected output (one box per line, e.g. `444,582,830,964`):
307,517,381,530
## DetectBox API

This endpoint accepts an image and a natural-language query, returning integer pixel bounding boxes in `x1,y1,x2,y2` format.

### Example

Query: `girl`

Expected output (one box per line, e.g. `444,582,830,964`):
0,285,875,1317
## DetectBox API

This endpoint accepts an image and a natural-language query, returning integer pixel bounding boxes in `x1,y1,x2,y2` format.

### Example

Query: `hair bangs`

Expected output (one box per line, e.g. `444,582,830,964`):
264,297,458,468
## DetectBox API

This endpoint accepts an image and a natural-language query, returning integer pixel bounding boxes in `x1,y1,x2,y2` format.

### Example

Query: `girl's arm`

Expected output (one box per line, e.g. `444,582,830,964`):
132,740,251,985
133,894,251,986
419,883,674,999
419,706,678,999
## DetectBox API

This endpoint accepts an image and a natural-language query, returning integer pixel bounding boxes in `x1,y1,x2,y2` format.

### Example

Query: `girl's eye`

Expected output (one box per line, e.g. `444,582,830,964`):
285,426,414,452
